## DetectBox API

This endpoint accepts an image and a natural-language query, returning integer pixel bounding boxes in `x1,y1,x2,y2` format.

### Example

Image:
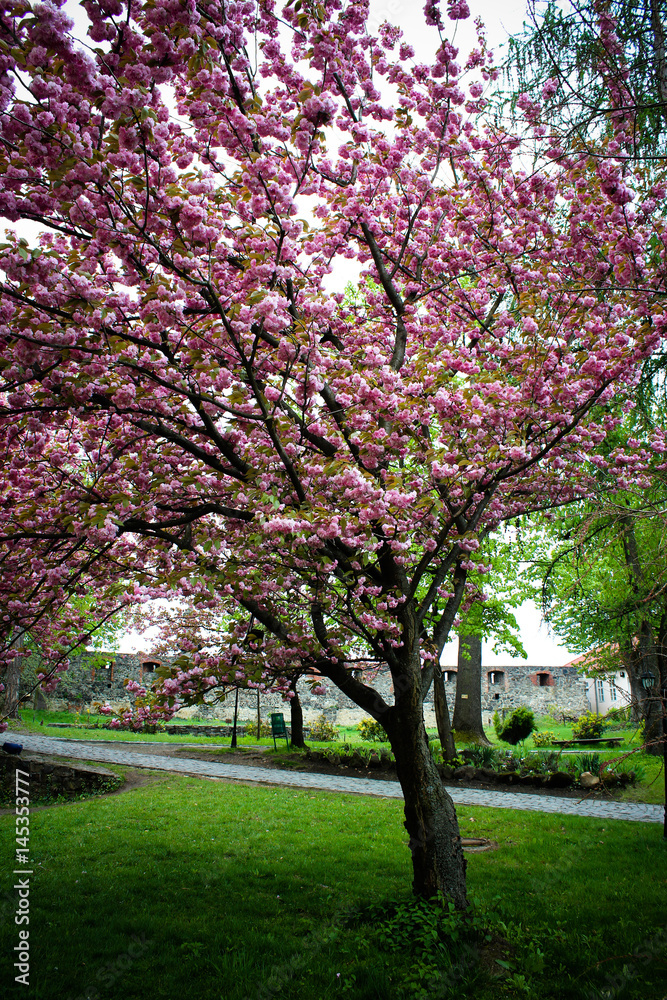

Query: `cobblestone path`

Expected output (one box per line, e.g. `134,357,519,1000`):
4,730,662,824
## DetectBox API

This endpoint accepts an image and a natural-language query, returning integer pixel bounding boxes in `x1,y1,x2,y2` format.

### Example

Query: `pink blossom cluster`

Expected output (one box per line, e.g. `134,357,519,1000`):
0,0,663,726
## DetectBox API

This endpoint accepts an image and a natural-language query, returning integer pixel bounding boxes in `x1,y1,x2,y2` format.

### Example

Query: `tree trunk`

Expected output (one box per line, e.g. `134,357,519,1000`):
1,658,21,719
433,662,457,762
387,703,468,907
1,631,24,720
632,622,663,753
452,634,490,744
289,685,305,748
317,601,468,907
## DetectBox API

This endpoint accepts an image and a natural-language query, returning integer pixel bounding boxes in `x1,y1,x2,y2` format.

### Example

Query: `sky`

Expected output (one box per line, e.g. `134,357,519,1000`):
116,0,579,666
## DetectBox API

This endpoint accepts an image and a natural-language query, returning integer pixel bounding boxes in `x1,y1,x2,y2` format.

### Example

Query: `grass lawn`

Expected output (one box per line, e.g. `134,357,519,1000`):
0,775,666,1000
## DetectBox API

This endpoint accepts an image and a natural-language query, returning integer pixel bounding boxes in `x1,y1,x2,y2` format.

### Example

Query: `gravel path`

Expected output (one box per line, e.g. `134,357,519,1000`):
3,730,663,824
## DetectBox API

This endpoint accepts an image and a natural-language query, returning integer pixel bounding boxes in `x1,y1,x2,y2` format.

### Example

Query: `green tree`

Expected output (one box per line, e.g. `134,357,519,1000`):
431,532,537,750
505,0,667,160
538,486,667,748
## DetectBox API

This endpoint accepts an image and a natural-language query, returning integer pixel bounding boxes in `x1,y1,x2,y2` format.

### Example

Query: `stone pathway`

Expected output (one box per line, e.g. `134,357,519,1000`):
3,730,663,824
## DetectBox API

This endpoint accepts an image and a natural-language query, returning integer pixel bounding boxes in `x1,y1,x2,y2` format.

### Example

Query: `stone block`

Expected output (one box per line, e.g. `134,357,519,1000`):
544,771,574,788
452,765,477,780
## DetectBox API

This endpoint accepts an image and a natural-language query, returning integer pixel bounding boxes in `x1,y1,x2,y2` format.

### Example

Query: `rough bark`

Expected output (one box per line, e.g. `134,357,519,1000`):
315,601,468,906
289,685,306,748
381,627,468,907
452,634,490,744
1,657,21,719
433,662,457,762
1,631,24,720
387,703,468,906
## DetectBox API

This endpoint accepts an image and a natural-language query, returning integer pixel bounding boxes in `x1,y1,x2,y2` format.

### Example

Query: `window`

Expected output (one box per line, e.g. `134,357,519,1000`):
488,671,504,685
619,671,626,679
609,679,617,701
443,670,457,683
141,661,160,672
537,672,550,687
98,661,114,682
595,678,605,702
493,693,500,700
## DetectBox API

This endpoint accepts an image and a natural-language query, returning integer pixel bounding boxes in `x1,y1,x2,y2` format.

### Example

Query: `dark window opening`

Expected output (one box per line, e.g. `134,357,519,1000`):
98,661,114,681
444,670,457,683
141,661,160,672
493,693,500,700
488,671,504,685
537,672,550,687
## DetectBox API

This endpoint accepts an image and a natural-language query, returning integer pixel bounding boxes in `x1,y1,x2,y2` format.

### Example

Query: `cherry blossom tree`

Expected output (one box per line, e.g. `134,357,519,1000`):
0,0,666,905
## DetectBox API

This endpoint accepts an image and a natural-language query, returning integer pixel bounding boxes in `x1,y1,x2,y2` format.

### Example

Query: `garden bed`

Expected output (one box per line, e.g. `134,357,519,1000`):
170,746,642,800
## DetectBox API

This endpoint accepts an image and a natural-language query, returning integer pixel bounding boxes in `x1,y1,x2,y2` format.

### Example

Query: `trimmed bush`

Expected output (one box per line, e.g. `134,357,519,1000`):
532,730,556,748
572,711,605,739
494,706,535,745
357,717,388,742
309,713,339,741
241,719,273,738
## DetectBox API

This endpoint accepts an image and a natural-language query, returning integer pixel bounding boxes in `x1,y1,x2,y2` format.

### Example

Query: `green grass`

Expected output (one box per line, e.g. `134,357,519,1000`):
0,776,666,999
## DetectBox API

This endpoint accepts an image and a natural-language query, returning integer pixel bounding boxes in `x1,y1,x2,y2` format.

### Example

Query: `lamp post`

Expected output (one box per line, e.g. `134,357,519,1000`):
229,618,263,749
639,669,656,692
230,686,240,749
639,669,667,839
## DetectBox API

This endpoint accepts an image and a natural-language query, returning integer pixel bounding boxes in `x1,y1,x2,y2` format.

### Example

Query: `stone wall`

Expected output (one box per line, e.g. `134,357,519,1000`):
0,752,122,801
20,651,588,726
20,652,165,714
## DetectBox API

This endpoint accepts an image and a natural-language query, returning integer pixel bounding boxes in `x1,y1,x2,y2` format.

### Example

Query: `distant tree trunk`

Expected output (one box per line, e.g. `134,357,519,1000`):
1,631,24,720
619,518,663,752
433,662,457,761
289,683,305,748
452,634,490,744
637,623,663,754
256,687,261,740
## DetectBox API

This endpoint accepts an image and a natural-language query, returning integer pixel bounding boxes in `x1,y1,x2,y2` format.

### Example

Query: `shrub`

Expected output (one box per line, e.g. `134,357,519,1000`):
357,717,388,742
462,744,500,768
572,711,605,739
610,757,646,783
309,713,339,741
605,705,632,727
532,731,556,748
242,719,272,738
493,707,535,745
575,752,602,777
